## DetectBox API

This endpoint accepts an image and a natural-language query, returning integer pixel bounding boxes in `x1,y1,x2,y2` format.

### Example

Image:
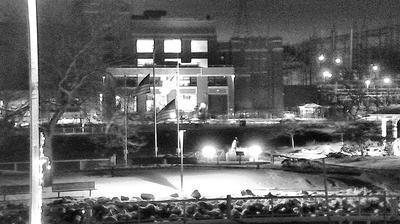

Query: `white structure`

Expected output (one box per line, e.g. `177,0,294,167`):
298,103,323,118
108,66,235,118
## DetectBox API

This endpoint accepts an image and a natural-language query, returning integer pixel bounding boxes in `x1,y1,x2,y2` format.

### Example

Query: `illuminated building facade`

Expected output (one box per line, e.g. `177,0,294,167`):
105,11,235,118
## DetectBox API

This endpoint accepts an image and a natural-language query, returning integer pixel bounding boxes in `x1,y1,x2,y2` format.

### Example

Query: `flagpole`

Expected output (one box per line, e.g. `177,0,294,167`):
124,74,128,167
153,52,158,158
176,62,183,193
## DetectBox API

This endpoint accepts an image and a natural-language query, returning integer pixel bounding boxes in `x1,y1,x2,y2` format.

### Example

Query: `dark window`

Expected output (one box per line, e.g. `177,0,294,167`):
208,76,227,86
150,77,162,86
116,77,138,87
180,77,197,86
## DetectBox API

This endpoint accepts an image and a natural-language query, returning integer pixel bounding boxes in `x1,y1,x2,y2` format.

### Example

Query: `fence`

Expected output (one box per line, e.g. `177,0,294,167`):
0,158,112,172
99,193,400,224
54,124,106,135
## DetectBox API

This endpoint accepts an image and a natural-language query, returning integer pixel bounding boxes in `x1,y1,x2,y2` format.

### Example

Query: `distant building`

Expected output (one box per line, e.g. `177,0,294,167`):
294,24,400,84
218,36,284,117
283,24,400,115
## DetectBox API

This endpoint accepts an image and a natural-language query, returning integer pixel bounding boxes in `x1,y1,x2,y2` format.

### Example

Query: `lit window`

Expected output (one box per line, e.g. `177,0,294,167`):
180,94,197,112
137,58,154,67
191,40,208,52
164,39,181,53
191,58,208,67
137,39,154,53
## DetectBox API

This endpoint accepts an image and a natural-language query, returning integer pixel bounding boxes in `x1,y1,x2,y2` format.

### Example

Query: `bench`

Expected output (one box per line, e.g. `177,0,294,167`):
0,185,30,201
52,181,95,198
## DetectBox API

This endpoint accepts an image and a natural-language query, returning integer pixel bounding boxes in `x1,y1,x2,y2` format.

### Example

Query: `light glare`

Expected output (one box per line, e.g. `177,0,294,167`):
365,79,371,88
322,71,332,78
202,145,216,159
383,77,391,84
248,145,262,161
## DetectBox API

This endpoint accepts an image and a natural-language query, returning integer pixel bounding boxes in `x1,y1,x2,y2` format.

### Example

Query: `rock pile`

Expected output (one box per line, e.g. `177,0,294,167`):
2,190,399,223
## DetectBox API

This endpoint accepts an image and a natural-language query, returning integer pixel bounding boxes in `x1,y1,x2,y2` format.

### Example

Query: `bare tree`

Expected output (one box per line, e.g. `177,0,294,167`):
35,1,134,174
280,120,303,149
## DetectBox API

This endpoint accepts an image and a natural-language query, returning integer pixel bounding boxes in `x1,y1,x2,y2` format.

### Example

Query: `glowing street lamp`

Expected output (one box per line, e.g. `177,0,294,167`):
318,54,326,62
322,70,332,82
365,79,371,89
201,145,217,160
248,145,262,162
334,57,342,65
372,64,379,72
383,77,391,84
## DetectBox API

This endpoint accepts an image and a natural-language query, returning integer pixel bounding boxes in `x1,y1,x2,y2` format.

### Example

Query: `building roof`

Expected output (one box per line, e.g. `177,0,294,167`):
130,17,216,38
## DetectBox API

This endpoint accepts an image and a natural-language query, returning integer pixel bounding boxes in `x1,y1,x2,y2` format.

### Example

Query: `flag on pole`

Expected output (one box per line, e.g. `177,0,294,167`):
157,99,176,123
135,74,151,96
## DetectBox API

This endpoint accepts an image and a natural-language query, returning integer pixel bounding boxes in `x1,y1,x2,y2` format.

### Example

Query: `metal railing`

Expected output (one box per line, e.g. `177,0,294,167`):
0,158,112,172
96,193,400,224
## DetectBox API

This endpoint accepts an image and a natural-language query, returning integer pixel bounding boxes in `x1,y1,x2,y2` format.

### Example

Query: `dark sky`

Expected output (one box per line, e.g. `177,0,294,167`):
131,0,400,44
2,0,400,44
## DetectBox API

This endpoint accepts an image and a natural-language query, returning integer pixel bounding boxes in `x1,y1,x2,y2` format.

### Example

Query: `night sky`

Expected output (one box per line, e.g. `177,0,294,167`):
2,0,400,44
131,0,400,44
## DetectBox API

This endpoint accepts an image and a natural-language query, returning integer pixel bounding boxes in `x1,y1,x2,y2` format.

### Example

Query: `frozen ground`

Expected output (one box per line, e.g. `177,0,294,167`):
0,167,361,201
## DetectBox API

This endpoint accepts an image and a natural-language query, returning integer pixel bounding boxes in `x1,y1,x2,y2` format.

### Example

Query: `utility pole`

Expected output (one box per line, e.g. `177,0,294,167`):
27,0,41,223
350,27,353,71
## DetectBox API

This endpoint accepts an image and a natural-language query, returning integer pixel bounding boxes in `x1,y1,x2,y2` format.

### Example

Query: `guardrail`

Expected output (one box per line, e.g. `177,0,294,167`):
0,158,112,172
54,125,106,135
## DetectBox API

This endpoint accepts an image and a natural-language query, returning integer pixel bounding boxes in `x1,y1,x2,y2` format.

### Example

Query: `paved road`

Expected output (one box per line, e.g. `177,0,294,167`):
1,167,362,201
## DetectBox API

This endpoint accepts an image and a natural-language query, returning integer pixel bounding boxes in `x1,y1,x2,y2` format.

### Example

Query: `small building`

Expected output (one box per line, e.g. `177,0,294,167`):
298,103,323,118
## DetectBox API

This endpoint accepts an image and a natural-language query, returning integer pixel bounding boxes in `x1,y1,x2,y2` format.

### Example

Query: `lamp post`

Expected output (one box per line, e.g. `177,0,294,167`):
27,0,42,223
365,79,371,98
383,77,392,105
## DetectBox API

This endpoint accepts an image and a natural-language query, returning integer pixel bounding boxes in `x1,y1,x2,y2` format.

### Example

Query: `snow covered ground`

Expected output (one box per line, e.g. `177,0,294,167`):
0,167,362,201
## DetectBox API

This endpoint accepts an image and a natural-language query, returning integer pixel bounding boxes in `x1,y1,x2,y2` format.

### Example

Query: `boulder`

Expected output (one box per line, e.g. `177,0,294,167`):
169,213,179,221
191,190,201,199
170,193,179,198
245,189,255,196
186,204,197,215
121,196,129,201
217,202,227,212
102,215,118,222
140,193,155,201
141,204,157,218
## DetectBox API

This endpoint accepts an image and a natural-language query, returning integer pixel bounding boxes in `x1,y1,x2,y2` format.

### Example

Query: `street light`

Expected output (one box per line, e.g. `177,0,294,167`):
201,145,217,160
372,64,379,72
318,54,326,62
383,77,391,84
365,79,371,89
248,145,262,162
322,70,332,82
334,57,342,65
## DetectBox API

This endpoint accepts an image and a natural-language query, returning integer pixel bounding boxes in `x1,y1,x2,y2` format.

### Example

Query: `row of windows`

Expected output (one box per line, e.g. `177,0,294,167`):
137,58,208,67
115,76,227,87
137,39,208,53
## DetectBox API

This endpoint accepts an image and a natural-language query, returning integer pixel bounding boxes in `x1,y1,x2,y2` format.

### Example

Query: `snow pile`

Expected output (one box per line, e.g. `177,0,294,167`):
282,143,343,160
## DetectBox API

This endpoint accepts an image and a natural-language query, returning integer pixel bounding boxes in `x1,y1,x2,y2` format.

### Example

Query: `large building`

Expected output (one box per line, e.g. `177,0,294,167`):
102,11,235,119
